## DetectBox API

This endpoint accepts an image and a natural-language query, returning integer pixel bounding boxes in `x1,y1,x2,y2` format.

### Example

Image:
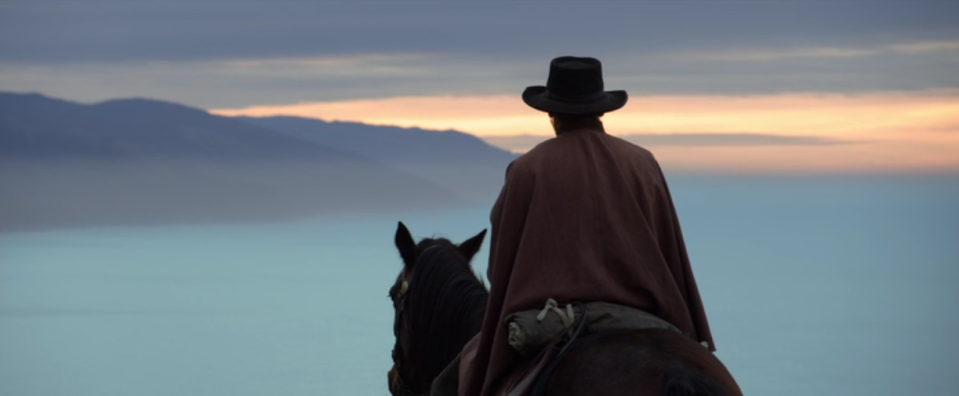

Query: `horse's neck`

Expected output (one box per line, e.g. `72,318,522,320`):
424,286,486,350
410,282,487,387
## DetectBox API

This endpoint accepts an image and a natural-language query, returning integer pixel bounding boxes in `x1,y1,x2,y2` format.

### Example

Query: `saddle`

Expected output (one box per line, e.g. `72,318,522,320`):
431,300,686,396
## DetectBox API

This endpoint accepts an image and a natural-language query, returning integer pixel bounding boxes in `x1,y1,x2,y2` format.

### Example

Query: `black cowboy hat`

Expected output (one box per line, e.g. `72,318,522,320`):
522,56,628,115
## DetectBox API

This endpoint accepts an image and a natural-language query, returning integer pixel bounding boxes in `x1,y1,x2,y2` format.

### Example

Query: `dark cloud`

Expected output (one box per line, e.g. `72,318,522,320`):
2,1,957,63
1,44,956,108
2,1,957,106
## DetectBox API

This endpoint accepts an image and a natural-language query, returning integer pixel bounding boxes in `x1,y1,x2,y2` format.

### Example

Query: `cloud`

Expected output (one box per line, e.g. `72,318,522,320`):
3,1,957,106
623,133,853,147
0,55,540,107
3,35,957,108
889,41,959,54
644,141,959,174
678,47,879,62
3,2,957,63
670,40,959,62
210,54,437,74
210,90,959,140
914,122,959,133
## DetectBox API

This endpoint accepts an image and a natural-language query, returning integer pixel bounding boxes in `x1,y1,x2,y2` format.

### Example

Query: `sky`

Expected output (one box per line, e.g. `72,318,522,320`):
2,1,958,173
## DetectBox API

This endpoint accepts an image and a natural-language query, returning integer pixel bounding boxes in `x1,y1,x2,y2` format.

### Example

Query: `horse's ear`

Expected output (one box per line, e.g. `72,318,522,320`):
395,221,417,270
458,229,487,263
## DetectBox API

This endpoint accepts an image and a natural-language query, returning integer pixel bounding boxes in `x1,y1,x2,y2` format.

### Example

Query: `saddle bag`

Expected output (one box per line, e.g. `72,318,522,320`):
504,299,683,356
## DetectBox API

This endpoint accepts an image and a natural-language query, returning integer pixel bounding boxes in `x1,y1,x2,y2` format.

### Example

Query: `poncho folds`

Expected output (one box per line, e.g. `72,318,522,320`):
461,126,714,396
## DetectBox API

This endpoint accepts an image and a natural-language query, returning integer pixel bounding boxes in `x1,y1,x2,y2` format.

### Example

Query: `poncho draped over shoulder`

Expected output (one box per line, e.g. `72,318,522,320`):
462,128,714,396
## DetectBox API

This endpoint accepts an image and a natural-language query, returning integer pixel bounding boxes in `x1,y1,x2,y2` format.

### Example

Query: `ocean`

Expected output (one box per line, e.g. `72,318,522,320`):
1,175,957,395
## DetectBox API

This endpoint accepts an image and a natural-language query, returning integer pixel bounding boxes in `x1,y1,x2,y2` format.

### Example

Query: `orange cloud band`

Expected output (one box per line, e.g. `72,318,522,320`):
211,91,959,173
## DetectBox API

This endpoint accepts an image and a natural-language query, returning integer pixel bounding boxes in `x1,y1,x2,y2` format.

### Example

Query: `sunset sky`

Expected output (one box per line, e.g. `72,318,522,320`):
2,1,957,173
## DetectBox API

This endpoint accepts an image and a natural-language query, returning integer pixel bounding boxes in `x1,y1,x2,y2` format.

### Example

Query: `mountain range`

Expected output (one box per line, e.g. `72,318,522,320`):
236,116,515,201
0,92,515,232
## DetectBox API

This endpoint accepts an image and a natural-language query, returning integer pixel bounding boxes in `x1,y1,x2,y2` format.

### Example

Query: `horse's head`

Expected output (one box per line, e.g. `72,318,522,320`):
388,221,488,396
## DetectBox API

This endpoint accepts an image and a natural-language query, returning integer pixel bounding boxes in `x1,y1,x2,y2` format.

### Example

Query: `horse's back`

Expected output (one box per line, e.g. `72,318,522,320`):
546,329,742,396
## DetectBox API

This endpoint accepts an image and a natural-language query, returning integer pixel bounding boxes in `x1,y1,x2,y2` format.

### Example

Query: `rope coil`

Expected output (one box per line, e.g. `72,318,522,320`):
535,298,576,330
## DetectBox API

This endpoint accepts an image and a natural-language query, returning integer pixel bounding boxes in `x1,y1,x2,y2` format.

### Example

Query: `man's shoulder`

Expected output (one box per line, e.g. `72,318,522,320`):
602,133,656,158
511,135,559,163
511,130,661,169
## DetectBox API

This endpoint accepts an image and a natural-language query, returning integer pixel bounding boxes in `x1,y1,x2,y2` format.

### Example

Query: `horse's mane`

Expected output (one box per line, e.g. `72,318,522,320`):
404,238,489,387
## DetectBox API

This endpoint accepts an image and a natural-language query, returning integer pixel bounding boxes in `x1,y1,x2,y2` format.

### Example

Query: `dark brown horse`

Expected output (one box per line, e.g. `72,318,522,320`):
387,222,742,396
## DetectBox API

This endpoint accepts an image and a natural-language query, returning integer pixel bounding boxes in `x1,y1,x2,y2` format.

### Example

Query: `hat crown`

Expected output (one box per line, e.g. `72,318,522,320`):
546,56,605,101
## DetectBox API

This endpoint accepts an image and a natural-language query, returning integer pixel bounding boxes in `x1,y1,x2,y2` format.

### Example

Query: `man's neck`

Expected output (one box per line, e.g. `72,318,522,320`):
553,117,605,136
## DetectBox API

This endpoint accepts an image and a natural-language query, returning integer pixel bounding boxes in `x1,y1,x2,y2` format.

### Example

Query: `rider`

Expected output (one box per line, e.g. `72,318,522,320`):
458,56,715,396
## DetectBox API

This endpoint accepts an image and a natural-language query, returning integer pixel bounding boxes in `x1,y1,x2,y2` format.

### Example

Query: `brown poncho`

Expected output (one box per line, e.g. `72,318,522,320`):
461,126,714,396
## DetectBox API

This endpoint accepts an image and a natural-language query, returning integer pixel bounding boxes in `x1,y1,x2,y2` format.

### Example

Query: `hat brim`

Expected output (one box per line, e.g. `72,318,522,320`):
522,86,628,115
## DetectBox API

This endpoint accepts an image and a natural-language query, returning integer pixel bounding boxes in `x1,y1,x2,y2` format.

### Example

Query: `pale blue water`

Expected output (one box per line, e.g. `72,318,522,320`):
2,175,958,395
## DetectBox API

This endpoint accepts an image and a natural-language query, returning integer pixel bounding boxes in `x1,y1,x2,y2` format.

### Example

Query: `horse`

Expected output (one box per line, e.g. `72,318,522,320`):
387,222,742,396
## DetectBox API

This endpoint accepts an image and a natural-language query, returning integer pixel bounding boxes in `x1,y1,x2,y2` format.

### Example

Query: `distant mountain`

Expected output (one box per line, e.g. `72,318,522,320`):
0,92,470,232
235,116,515,164
236,116,516,201
1,93,346,160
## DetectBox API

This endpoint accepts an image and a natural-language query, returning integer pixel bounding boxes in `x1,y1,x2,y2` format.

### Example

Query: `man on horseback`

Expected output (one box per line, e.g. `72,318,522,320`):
458,56,717,396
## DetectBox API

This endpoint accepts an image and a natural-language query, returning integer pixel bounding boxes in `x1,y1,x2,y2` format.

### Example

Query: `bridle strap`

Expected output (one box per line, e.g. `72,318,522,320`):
391,276,424,396
390,244,454,396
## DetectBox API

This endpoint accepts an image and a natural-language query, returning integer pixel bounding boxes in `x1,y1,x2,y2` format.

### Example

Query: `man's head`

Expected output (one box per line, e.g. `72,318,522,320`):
523,56,628,116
